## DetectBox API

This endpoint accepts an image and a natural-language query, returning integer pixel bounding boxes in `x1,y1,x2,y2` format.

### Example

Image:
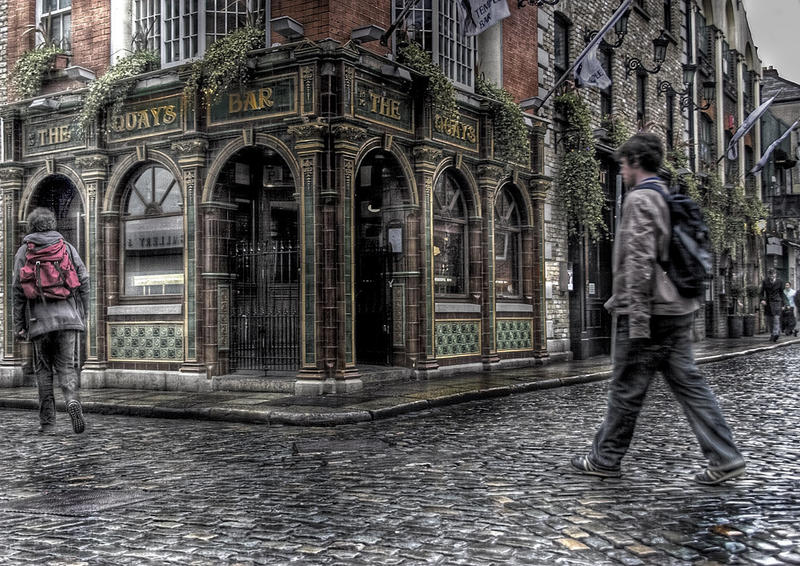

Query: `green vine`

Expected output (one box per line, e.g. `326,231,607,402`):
397,40,459,121
554,91,606,240
75,50,159,135
603,113,630,148
183,25,265,108
11,45,66,99
476,75,530,166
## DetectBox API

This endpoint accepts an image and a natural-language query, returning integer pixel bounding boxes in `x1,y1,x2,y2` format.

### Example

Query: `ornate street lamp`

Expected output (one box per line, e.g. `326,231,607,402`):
584,4,631,48
625,31,670,77
657,63,716,111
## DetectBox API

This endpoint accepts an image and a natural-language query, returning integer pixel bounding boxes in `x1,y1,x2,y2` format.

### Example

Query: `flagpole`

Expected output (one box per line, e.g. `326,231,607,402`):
522,0,632,112
380,0,424,46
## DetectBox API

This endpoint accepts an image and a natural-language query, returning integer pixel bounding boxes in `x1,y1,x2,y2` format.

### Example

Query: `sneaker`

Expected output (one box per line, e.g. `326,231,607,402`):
67,401,85,434
694,464,746,485
38,423,55,435
570,455,621,478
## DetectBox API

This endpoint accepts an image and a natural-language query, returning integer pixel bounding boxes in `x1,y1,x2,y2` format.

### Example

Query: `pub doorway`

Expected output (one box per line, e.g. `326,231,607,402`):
354,151,410,365
222,147,300,372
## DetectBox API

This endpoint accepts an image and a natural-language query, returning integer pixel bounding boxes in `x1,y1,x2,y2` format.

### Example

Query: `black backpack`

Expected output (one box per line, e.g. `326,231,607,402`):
635,182,712,299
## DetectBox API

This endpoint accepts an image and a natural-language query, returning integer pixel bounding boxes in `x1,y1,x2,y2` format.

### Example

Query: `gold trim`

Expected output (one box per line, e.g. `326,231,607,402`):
107,93,185,144
207,73,299,127
351,78,414,134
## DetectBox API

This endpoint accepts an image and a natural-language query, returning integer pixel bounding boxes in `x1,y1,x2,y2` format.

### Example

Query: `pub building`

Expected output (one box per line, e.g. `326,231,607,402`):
0,3,550,394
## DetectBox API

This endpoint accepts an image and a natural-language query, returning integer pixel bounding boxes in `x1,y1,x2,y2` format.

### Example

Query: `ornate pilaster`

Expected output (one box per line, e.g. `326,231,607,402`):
529,177,551,358
412,144,443,374
171,138,208,373
75,154,109,369
477,163,504,369
0,166,24,365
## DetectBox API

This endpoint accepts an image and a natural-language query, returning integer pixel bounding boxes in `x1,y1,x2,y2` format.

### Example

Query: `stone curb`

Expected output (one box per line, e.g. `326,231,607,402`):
0,339,796,427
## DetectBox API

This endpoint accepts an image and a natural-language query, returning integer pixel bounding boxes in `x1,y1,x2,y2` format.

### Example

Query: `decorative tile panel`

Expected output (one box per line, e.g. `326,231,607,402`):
108,323,184,362
435,320,480,358
496,319,533,352
392,283,405,348
217,285,230,351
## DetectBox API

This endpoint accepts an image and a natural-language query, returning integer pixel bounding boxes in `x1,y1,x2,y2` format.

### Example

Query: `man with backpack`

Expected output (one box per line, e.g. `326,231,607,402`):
12,207,90,435
570,133,745,485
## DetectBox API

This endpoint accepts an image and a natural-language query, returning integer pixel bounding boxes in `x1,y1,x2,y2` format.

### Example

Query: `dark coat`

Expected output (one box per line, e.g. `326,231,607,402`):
12,231,90,339
760,276,788,316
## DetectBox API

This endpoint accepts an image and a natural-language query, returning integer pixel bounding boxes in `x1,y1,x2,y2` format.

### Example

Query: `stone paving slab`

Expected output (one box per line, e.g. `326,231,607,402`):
0,335,797,427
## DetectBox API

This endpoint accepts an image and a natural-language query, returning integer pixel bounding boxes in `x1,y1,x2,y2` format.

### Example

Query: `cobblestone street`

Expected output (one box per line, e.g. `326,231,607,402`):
1,345,798,565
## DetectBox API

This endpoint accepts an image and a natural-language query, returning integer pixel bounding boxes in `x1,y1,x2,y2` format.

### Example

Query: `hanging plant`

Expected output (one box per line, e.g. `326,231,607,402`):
397,40,459,122
11,45,66,99
75,50,159,135
476,75,530,166
554,91,606,240
603,113,630,148
183,25,265,108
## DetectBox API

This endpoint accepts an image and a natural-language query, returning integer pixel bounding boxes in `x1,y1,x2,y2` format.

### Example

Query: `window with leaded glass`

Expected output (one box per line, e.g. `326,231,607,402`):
494,188,522,299
123,165,184,297
433,171,468,296
393,0,475,89
38,0,71,50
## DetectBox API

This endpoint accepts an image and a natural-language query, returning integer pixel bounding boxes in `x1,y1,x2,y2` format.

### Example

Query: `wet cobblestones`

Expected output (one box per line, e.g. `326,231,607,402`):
0,345,799,564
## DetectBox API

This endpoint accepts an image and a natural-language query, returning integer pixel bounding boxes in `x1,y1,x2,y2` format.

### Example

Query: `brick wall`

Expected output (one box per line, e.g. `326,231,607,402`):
503,3,538,102
71,0,111,75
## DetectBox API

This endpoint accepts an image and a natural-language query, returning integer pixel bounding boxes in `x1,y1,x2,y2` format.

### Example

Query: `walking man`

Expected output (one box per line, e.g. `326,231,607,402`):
12,207,90,434
570,133,745,485
760,269,786,342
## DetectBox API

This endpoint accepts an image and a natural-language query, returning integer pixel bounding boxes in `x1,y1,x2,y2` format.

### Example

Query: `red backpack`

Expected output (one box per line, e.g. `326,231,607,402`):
19,239,81,300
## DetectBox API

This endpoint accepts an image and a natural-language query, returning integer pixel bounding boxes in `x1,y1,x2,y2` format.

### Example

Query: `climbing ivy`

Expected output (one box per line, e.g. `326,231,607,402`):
11,45,66,99
397,40,459,122
476,75,530,166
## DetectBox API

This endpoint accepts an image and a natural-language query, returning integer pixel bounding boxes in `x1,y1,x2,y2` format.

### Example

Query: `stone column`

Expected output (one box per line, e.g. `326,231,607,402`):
75,153,109,371
289,122,327,394
529,177,550,358
172,138,208,376
478,164,503,369
0,166,24,383
713,28,725,181
412,145,442,375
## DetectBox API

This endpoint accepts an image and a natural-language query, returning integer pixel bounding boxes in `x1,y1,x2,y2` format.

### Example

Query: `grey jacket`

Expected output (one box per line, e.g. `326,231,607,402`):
12,231,90,340
604,178,699,339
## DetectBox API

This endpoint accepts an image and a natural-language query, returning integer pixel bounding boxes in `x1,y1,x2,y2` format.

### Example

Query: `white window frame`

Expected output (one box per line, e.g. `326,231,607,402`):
393,0,475,90
36,0,72,50
133,0,267,68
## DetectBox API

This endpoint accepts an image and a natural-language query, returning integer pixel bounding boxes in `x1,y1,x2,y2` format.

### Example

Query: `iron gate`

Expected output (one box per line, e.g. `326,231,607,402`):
230,240,299,372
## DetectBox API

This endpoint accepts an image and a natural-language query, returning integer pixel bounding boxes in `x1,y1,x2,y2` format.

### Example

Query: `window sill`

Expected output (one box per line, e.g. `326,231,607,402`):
435,302,481,313
108,304,183,316
632,4,651,21
497,302,533,313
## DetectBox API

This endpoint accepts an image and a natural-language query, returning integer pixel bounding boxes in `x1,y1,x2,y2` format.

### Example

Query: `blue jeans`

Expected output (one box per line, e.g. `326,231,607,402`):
590,314,744,471
32,330,81,426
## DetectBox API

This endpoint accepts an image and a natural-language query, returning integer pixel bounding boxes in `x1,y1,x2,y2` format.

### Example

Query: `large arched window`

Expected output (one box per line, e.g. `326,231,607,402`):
494,187,522,299
123,164,184,296
433,171,468,296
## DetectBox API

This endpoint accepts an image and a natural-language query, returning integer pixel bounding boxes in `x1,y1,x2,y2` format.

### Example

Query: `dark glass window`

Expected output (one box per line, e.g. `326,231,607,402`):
663,0,673,33
123,165,184,296
599,47,613,117
666,93,675,150
554,15,569,79
433,171,468,296
636,73,647,127
494,188,522,299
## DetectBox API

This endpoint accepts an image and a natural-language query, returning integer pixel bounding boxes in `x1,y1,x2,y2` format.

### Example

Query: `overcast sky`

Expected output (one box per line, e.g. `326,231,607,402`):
741,0,800,84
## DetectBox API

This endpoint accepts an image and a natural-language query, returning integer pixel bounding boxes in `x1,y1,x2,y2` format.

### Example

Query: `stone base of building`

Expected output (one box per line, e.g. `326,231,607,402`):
0,365,28,387
80,369,214,392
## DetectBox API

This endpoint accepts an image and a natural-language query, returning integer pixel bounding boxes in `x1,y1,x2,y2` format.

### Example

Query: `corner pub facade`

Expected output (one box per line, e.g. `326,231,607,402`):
0,1,547,394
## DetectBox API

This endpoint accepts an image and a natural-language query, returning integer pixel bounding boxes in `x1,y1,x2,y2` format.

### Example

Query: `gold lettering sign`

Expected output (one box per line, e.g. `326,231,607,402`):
36,125,72,146
432,112,479,152
110,105,178,134
354,79,412,133
228,88,274,114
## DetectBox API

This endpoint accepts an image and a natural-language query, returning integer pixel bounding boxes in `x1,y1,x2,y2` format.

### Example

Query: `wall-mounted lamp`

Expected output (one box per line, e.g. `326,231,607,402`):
657,64,715,111
625,31,669,77
350,25,387,44
271,16,304,41
584,4,631,48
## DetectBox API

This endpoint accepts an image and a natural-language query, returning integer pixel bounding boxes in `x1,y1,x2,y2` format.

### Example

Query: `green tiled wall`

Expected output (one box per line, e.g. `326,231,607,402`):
108,323,184,362
496,319,533,352
435,320,480,358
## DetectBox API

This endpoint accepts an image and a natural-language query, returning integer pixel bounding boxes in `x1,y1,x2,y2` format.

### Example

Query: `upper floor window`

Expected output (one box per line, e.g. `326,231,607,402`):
636,73,647,127
433,170,469,296
38,0,72,50
554,14,569,79
134,0,265,66
665,92,675,150
663,0,673,33
599,46,613,117
494,187,522,300
123,165,184,297
394,0,475,89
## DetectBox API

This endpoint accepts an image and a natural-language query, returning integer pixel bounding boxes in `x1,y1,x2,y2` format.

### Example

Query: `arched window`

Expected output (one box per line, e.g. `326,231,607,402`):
433,171,468,296
123,164,184,296
494,187,522,299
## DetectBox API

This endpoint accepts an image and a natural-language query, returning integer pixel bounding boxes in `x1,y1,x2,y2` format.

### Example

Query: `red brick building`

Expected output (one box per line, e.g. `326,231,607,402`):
0,0,547,394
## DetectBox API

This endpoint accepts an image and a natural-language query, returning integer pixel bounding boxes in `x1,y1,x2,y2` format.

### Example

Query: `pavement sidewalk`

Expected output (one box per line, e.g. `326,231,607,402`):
1,333,797,427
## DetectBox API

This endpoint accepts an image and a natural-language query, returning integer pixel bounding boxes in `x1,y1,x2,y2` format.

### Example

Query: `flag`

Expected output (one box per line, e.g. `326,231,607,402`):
575,44,611,89
751,119,799,174
570,0,631,89
459,0,511,37
726,93,779,161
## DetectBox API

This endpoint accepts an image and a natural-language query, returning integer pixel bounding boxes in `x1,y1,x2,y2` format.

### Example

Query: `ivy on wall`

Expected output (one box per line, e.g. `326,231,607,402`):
397,40,459,121
11,45,66,99
476,75,530,166
554,91,606,240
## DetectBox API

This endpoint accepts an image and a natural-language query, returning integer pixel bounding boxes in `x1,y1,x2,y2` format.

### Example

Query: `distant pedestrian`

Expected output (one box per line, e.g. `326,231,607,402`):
782,281,797,337
570,133,745,485
760,269,787,342
12,207,90,435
